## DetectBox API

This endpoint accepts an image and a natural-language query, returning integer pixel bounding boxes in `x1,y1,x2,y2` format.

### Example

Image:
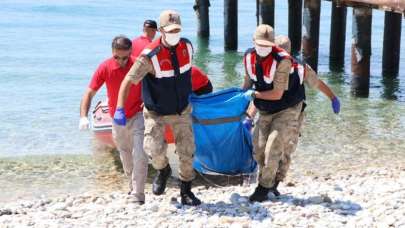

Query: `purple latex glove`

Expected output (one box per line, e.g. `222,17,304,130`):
243,117,253,132
113,108,126,126
332,97,340,114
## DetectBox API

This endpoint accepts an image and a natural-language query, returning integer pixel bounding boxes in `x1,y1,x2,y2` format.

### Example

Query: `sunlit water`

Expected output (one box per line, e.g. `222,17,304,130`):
0,0,404,202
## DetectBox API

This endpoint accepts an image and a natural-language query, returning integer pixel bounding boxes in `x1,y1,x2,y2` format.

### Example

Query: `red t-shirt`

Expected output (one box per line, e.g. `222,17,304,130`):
131,35,152,60
89,58,142,118
191,66,209,91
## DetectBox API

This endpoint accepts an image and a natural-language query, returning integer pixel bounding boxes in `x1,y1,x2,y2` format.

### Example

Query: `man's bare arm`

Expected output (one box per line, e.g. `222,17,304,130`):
255,59,291,101
80,88,97,117
242,70,253,90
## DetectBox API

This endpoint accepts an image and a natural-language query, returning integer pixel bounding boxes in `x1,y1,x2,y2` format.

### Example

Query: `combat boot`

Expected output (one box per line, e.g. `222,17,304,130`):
152,165,172,195
180,181,201,206
249,184,270,202
269,180,280,197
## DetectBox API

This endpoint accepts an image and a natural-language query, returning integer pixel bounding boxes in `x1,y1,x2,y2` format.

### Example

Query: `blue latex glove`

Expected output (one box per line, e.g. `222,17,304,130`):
113,108,126,126
243,90,255,101
243,117,253,132
331,97,340,114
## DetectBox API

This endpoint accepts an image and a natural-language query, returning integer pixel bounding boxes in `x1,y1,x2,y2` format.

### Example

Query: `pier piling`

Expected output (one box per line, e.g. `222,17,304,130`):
224,0,238,51
194,0,210,38
258,0,275,27
382,11,402,76
351,7,372,97
329,2,347,71
288,0,303,56
302,0,321,72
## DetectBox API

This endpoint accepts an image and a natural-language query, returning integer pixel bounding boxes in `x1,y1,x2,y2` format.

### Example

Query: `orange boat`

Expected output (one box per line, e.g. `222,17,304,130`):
91,100,175,147
91,101,115,147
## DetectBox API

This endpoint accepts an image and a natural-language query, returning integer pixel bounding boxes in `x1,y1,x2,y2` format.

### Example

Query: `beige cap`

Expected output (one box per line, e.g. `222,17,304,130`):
275,35,291,53
253,24,275,46
159,10,182,32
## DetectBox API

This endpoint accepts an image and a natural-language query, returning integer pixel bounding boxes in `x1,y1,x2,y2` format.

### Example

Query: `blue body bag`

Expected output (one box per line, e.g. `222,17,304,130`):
190,88,257,175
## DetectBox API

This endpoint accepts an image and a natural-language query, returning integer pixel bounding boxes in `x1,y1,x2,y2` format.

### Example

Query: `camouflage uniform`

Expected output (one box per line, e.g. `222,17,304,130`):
258,35,323,185
243,54,303,188
274,63,319,182
253,101,302,188
125,55,195,181
143,105,195,181
247,55,304,188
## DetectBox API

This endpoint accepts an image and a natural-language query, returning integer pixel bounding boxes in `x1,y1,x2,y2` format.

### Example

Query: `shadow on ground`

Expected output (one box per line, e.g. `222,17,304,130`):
273,193,363,216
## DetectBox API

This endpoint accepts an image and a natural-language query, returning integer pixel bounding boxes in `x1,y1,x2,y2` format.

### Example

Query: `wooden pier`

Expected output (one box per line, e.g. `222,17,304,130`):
329,2,347,71
288,0,303,56
194,0,403,97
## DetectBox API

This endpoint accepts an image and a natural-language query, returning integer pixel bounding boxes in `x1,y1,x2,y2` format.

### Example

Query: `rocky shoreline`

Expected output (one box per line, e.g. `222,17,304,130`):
1,165,404,227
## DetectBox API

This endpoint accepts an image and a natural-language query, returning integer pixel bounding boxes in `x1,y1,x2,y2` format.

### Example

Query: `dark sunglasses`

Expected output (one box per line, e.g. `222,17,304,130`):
114,55,129,61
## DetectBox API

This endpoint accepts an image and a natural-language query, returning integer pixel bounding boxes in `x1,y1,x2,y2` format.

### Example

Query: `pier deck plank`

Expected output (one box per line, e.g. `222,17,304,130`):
327,0,404,13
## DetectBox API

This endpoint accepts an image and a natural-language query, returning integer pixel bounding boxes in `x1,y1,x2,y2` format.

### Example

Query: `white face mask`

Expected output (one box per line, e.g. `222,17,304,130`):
255,45,272,57
164,32,181,46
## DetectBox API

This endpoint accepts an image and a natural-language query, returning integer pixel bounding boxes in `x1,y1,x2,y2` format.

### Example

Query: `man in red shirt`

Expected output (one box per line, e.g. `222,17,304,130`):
79,35,147,205
131,20,157,60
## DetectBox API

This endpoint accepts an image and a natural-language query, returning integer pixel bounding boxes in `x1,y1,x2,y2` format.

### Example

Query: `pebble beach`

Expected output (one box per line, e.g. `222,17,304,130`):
1,164,404,228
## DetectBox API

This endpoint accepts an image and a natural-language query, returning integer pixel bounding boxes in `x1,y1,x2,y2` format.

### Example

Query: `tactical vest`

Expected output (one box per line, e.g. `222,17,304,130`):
141,38,193,115
243,47,305,114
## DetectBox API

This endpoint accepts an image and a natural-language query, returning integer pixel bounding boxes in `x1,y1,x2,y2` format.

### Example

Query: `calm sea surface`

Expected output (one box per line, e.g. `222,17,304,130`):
0,0,404,202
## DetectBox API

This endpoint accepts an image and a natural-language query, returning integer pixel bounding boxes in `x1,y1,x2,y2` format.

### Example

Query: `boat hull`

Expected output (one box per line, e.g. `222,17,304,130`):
91,101,174,147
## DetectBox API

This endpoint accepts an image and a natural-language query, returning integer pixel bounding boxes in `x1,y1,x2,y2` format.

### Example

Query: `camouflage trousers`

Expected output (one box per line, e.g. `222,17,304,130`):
253,102,302,188
286,110,306,155
297,110,305,134
143,105,196,181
